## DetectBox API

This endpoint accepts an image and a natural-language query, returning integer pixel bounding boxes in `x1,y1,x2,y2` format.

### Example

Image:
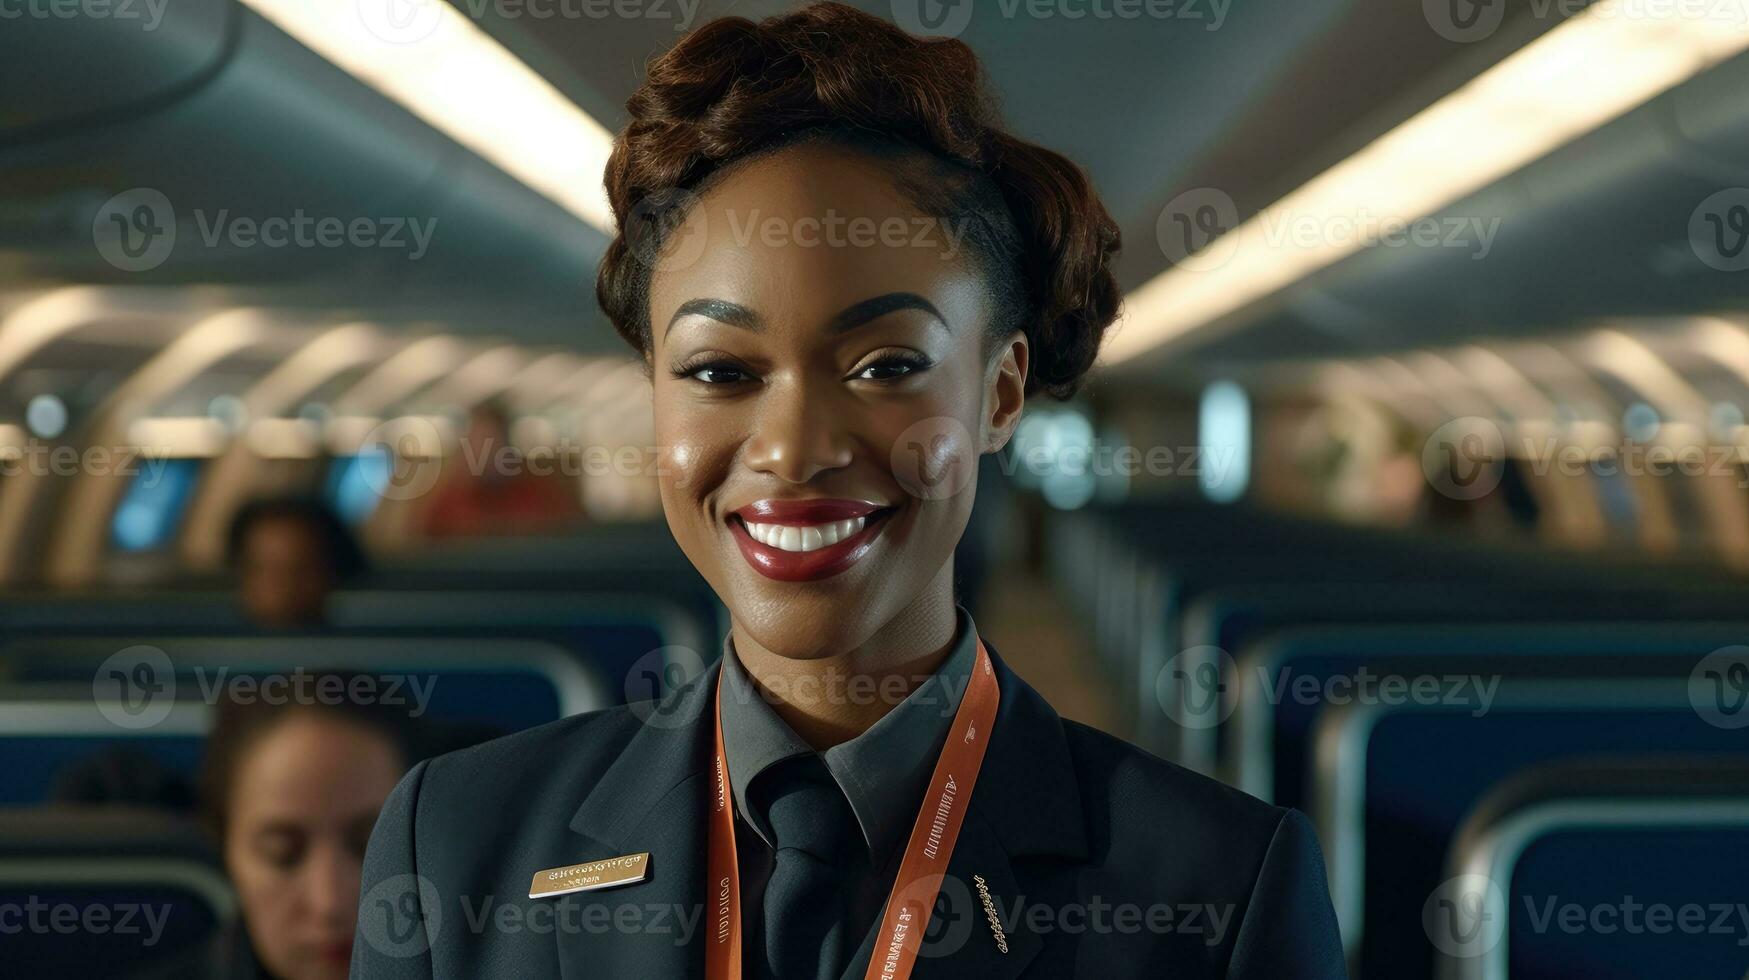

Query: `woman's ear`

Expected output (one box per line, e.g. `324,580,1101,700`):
982,329,1028,454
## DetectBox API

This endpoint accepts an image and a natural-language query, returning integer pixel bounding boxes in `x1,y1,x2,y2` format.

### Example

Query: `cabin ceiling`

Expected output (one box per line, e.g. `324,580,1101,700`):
10,0,1748,386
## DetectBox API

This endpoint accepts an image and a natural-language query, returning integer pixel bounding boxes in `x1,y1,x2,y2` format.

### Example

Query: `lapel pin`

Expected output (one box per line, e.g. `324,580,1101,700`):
972,873,1010,954
529,851,651,900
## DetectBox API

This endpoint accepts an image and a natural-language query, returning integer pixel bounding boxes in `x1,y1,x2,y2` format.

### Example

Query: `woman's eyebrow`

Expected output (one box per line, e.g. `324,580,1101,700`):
826,292,948,334
665,298,761,336
663,292,947,337
250,822,301,843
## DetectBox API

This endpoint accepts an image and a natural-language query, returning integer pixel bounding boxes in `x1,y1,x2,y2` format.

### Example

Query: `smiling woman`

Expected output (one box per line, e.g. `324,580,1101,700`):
642,139,1035,679
351,4,1344,979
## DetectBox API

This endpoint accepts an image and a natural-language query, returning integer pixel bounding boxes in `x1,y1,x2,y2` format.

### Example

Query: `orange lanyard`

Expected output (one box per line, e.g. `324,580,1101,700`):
704,639,1000,980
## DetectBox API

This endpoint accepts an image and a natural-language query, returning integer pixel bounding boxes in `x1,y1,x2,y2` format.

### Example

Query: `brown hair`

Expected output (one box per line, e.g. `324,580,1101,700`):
595,1,1122,400
196,671,420,840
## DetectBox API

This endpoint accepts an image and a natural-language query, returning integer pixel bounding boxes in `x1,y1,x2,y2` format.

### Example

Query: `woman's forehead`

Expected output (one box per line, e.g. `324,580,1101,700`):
649,144,984,336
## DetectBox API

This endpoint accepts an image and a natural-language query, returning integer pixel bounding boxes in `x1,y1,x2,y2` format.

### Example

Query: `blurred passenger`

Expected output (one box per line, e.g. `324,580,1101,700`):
227,497,366,629
140,676,420,980
421,399,575,538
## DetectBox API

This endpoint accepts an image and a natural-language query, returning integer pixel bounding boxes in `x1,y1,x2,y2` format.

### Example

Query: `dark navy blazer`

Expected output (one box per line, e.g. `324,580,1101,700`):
350,643,1346,979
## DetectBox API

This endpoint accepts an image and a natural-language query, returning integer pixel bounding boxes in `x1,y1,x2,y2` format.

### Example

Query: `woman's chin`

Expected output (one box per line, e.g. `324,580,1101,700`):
732,612,876,663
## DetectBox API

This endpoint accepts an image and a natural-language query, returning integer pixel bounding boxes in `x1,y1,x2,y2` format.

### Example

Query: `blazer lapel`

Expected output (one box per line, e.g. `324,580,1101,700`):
554,661,720,980
841,645,1089,980
913,807,1041,980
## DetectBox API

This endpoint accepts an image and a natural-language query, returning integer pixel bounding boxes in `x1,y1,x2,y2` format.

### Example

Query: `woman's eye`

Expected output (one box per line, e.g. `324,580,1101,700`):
679,362,752,384
254,835,305,871
854,356,930,381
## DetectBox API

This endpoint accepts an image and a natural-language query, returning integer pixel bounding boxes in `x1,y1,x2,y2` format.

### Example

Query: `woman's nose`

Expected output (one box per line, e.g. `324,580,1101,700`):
302,847,363,927
742,379,854,484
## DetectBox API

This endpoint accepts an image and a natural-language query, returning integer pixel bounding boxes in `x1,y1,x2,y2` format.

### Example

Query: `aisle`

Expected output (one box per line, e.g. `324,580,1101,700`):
975,566,1127,741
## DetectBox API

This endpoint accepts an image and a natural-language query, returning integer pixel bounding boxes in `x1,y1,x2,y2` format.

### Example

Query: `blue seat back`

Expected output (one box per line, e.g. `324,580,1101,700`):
0,637,599,803
0,695,208,804
1230,622,1749,806
0,808,234,978
1311,679,1749,979
1504,818,1749,979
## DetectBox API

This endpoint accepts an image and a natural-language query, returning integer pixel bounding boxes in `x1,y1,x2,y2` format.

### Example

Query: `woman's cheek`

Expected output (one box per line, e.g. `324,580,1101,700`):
232,865,299,976
885,410,981,504
656,436,704,495
653,393,725,498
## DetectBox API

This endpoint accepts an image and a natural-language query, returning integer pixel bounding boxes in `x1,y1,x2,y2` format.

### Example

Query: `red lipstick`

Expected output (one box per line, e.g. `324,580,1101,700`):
728,498,893,581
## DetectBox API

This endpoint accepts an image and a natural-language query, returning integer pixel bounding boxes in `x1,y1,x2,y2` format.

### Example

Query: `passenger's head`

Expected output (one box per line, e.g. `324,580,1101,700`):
198,675,418,980
596,2,1120,659
463,398,512,448
227,497,366,628
460,398,517,485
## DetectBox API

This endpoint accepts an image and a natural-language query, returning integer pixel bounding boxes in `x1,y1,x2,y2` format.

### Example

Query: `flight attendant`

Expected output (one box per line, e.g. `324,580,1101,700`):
352,4,1345,977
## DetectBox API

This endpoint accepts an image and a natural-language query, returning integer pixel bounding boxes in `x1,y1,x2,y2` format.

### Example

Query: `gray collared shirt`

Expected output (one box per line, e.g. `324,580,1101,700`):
717,605,978,969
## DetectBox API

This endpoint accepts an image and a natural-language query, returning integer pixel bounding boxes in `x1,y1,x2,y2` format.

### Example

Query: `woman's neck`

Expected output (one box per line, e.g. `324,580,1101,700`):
731,564,959,749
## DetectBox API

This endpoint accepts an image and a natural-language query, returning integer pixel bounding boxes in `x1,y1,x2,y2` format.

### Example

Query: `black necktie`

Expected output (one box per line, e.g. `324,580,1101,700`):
758,755,859,980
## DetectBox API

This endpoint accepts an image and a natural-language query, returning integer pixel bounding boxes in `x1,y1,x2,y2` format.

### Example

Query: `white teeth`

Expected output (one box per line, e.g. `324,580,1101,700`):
742,516,868,553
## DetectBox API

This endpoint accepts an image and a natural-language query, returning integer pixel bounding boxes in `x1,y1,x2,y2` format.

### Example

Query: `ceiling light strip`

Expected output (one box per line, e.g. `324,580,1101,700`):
1105,3,1749,365
240,0,617,232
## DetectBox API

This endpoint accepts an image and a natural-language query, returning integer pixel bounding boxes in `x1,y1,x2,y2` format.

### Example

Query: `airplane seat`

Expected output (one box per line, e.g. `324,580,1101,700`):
1052,502,1718,766
1178,585,1648,778
1230,622,1749,807
323,589,717,691
0,588,715,712
0,806,233,979
0,685,207,806
1439,757,1749,980
0,639,605,807
1308,677,1749,980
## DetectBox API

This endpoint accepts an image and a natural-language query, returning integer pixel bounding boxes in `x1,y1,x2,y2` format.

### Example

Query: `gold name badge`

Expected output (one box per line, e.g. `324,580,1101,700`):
529,852,651,900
